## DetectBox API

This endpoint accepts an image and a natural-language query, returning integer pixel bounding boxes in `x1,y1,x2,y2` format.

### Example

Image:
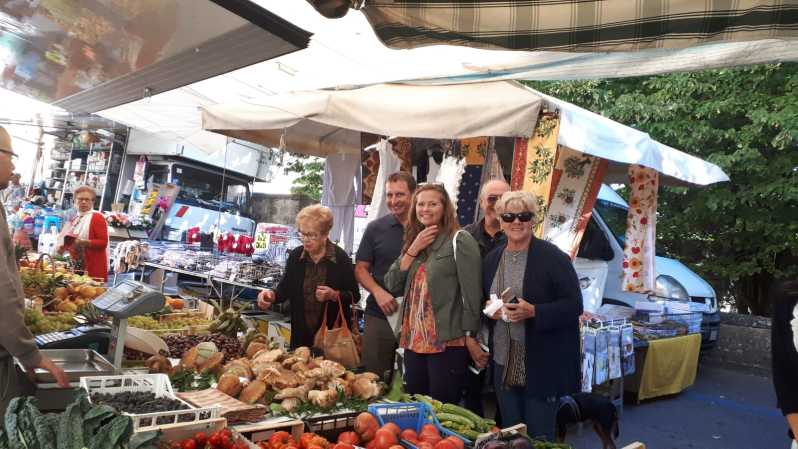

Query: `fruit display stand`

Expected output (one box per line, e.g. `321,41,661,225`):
303,410,361,441
158,418,261,449
231,416,306,445
368,402,469,449
80,373,221,432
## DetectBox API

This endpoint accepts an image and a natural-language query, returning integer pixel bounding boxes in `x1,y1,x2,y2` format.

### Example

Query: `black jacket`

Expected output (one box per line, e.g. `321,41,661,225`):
482,238,583,399
771,282,798,440
274,243,360,349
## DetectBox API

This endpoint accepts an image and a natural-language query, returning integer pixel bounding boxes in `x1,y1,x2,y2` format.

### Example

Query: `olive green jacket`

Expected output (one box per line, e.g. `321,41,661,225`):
385,230,483,342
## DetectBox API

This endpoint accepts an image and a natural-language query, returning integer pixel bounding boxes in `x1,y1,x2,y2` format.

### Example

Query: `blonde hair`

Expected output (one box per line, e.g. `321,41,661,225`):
403,183,459,253
495,191,539,216
73,185,98,199
296,204,334,234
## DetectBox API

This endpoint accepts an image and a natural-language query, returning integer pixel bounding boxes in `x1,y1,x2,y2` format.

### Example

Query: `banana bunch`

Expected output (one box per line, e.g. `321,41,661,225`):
207,299,251,337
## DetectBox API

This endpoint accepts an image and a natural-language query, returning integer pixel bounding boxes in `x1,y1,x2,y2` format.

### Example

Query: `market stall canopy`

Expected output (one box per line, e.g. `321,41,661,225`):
0,0,310,113
202,80,729,186
94,2,797,157
316,0,798,52
202,81,543,156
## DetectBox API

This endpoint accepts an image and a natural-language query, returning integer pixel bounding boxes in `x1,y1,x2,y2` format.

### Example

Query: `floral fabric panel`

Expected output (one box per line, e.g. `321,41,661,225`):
460,137,488,166
513,114,561,236
361,149,380,206
622,165,659,293
435,156,467,213
392,137,414,173
510,136,528,191
457,165,483,226
541,146,607,258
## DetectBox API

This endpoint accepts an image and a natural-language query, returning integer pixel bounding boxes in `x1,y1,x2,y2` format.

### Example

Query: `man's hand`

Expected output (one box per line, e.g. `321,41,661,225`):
257,290,275,310
27,357,70,388
465,337,489,369
315,286,339,302
504,298,535,322
375,290,398,316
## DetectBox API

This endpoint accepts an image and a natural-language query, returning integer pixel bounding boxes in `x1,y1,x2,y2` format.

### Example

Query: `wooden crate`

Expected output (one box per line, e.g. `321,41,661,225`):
178,388,268,423
158,418,259,449
232,417,305,445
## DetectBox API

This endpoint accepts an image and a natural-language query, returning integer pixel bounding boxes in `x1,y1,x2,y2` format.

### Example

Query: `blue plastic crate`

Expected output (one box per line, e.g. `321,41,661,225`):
367,402,471,448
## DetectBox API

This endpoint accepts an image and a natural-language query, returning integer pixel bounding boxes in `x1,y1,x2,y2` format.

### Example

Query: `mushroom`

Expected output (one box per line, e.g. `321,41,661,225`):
280,397,301,412
308,388,338,408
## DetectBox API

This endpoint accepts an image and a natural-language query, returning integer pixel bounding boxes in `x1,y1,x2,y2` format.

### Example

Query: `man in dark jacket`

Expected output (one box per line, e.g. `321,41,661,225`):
0,127,69,415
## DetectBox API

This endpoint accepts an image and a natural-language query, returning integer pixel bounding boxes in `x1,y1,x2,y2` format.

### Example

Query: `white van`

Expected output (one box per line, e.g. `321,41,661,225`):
583,185,720,348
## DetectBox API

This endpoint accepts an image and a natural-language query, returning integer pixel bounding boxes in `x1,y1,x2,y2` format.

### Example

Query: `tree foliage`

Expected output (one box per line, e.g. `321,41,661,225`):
286,157,324,201
527,63,798,316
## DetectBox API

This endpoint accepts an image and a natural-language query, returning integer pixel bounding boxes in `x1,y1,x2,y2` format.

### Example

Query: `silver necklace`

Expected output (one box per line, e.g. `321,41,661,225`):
506,249,524,264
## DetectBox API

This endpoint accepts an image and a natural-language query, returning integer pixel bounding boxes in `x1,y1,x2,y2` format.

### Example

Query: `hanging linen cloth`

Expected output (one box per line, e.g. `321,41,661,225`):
366,139,402,225
434,155,466,211
510,113,561,237
456,137,488,226
621,165,659,293
321,153,361,253
541,146,608,259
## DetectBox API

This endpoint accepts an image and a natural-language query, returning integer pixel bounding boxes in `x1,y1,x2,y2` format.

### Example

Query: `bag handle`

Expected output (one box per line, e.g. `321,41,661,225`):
332,296,352,336
451,229,467,308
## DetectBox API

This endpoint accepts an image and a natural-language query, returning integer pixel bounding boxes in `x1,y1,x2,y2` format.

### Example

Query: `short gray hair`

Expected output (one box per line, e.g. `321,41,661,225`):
73,185,98,198
495,191,539,216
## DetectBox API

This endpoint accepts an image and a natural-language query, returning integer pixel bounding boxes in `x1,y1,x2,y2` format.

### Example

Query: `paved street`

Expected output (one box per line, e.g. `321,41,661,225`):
564,363,788,449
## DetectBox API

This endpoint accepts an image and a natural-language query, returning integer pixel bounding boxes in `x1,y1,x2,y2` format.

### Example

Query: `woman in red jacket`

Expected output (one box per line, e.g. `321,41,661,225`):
57,185,108,282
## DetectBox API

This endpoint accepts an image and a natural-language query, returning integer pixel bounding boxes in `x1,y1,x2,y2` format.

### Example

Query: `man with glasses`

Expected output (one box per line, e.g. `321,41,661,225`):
462,178,510,417
355,172,416,381
0,127,69,415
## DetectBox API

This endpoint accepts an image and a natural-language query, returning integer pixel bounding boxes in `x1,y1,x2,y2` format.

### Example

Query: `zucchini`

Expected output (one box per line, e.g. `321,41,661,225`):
439,403,489,431
436,413,474,429
456,429,480,440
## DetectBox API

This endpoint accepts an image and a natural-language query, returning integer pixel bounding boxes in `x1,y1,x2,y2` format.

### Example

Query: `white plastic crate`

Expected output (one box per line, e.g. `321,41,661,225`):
80,374,221,432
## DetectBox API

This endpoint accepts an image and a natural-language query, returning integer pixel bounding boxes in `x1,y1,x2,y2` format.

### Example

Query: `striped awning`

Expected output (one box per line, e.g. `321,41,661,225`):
349,0,798,52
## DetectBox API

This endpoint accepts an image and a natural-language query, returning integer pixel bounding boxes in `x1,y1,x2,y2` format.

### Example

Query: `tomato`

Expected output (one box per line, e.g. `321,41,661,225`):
220,435,234,449
300,433,317,449
209,434,223,448
259,444,270,449
381,423,401,437
373,428,398,449
419,434,441,446
433,439,457,449
270,431,293,449
444,436,464,449
194,432,208,447
332,443,354,449
337,431,360,445
420,425,439,437
182,439,197,449
236,441,250,449
400,429,418,442
171,443,182,449
416,442,434,449
389,445,404,449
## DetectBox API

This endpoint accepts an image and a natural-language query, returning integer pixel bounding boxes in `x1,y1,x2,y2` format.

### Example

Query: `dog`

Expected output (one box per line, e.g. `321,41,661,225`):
556,393,619,449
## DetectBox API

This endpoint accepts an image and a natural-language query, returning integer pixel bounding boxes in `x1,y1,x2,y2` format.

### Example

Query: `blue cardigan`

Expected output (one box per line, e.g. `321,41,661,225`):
482,237,583,399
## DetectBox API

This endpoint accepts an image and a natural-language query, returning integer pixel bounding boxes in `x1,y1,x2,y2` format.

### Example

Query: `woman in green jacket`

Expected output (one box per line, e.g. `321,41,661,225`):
385,183,484,404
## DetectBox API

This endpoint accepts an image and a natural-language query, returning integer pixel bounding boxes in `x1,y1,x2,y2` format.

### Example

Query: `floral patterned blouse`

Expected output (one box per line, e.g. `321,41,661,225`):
399,264,465,354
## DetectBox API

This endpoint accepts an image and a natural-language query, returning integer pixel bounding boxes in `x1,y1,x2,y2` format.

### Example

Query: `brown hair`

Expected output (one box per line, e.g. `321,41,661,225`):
387,171,417,192
296,204,334,234
403,184,459,253
73,185,98,198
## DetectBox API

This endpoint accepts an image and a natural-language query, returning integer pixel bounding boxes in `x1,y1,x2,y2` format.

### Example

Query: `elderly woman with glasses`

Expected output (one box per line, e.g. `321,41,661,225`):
482,191,583,442
56,185,109,281
257,205,360,350
384,183,483,404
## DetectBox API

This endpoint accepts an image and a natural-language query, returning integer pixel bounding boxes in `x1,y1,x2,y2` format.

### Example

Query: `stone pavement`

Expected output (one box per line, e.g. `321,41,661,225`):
564,363,788,449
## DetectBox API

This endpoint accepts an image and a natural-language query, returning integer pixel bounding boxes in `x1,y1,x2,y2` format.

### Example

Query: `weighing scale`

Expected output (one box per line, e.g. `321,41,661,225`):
35,280,165,371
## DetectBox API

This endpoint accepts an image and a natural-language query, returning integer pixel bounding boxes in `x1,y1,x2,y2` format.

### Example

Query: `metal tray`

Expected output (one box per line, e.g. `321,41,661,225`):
18,349,115,384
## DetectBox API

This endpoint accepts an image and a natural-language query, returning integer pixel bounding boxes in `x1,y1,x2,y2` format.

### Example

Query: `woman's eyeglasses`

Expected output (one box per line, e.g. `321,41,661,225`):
500,212,535,223
486,195,500,205
298,232,322,241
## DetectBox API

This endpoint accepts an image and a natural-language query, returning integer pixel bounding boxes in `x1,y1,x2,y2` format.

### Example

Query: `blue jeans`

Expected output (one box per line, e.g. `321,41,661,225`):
493,363,558,442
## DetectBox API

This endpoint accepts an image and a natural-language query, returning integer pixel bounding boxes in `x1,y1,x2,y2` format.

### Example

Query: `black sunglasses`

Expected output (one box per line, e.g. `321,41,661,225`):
500,212,535,223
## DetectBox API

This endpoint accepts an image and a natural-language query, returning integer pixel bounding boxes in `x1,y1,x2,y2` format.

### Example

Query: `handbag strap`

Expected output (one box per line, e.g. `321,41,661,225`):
318,301,330,329
451,229,468,308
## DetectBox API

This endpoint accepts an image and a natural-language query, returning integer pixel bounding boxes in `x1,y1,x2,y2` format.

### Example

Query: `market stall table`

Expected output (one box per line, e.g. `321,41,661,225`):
625,333,701,402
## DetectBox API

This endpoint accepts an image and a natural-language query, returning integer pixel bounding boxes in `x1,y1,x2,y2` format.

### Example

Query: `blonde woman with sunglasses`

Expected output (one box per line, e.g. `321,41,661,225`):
385,183,483,405
482,191,583,442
